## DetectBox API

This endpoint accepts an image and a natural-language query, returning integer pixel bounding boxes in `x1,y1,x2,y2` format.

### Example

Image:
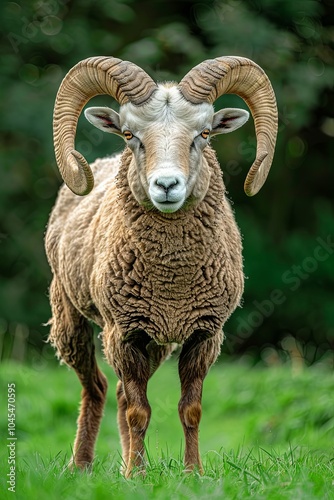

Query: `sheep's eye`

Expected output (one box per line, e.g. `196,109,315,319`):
123,130,133,140
201,129,210,139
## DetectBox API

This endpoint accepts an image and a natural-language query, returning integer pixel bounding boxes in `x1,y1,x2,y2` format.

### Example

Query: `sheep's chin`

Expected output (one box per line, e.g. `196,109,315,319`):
153,200,184,214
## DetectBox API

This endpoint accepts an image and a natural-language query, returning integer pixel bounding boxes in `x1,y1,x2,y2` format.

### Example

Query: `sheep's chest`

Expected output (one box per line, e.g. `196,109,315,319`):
100,212,243,345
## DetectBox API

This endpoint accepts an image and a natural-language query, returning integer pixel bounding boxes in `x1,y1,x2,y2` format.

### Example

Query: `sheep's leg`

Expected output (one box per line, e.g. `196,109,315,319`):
71,351,108,469
110,333,151,477
116,379,130,471
178,331,221,474
48,278,108,469
115,341,175,473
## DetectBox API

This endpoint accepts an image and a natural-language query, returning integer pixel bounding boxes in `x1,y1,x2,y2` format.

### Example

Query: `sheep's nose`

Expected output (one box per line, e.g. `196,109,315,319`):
155,177,179,193
149,170,187,212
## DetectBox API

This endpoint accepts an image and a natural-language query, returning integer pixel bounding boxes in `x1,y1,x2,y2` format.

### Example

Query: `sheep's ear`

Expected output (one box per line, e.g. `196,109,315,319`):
84,107,123,136
211,108,249,135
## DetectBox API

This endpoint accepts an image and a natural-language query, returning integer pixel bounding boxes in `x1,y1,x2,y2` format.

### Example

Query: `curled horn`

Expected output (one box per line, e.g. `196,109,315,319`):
53,56,158,195
178,56,278,196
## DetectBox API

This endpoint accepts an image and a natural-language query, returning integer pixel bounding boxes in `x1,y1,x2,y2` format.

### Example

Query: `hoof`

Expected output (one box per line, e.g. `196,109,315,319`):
183,464,204,475
124,465,146,478
67,456,92,472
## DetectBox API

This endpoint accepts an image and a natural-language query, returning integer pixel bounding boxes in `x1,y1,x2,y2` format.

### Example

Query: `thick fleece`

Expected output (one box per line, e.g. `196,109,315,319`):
46,146,244,357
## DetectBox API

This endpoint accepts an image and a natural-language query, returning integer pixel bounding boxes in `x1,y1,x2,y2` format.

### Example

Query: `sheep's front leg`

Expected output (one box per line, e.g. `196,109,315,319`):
178,331,221,473
112,333,151,477
115,341,175,474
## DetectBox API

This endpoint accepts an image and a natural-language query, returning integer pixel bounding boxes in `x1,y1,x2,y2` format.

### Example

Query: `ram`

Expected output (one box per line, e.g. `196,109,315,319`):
46,56,277,476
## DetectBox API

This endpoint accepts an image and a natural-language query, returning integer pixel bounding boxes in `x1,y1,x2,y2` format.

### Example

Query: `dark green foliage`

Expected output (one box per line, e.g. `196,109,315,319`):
0,0,333,362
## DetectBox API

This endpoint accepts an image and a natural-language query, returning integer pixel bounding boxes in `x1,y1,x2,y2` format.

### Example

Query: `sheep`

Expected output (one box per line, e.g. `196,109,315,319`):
46,56,277,476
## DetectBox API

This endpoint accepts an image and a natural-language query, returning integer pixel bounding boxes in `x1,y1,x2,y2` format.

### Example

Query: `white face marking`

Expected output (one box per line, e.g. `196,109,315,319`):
119,85,214,213
85,84,249,213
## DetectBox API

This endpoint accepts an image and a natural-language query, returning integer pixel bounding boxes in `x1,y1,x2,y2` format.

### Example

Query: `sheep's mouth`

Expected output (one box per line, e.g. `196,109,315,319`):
154,200,184,213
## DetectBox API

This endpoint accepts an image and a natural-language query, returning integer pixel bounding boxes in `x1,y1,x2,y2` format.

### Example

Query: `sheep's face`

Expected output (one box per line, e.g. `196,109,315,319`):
85,84,249,213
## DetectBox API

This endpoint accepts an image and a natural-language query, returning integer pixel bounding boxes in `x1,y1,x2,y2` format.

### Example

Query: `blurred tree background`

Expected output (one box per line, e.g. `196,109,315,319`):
0,0,333,365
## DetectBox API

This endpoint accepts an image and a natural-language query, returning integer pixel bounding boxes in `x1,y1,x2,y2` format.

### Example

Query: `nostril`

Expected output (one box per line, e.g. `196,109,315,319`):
155,177,179,192
150,173,185,208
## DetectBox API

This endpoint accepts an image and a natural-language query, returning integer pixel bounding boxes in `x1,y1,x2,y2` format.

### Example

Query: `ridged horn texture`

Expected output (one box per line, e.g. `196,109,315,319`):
178,56,278,196
53,56,158,195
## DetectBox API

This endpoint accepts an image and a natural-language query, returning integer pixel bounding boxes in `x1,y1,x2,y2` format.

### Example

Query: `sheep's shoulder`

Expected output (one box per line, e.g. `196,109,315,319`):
45,153,122,269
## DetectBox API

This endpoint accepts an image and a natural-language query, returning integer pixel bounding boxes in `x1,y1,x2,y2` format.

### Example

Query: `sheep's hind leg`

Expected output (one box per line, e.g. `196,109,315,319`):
48,278,108,469
116,380,130,472
178,331,221,474
115,341,175,474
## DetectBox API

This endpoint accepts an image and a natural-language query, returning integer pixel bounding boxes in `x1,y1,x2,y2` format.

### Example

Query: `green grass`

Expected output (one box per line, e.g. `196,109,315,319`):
1,356,334,498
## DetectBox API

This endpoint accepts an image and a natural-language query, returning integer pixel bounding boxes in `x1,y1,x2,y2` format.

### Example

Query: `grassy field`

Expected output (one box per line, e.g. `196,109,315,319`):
1,354,334,499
